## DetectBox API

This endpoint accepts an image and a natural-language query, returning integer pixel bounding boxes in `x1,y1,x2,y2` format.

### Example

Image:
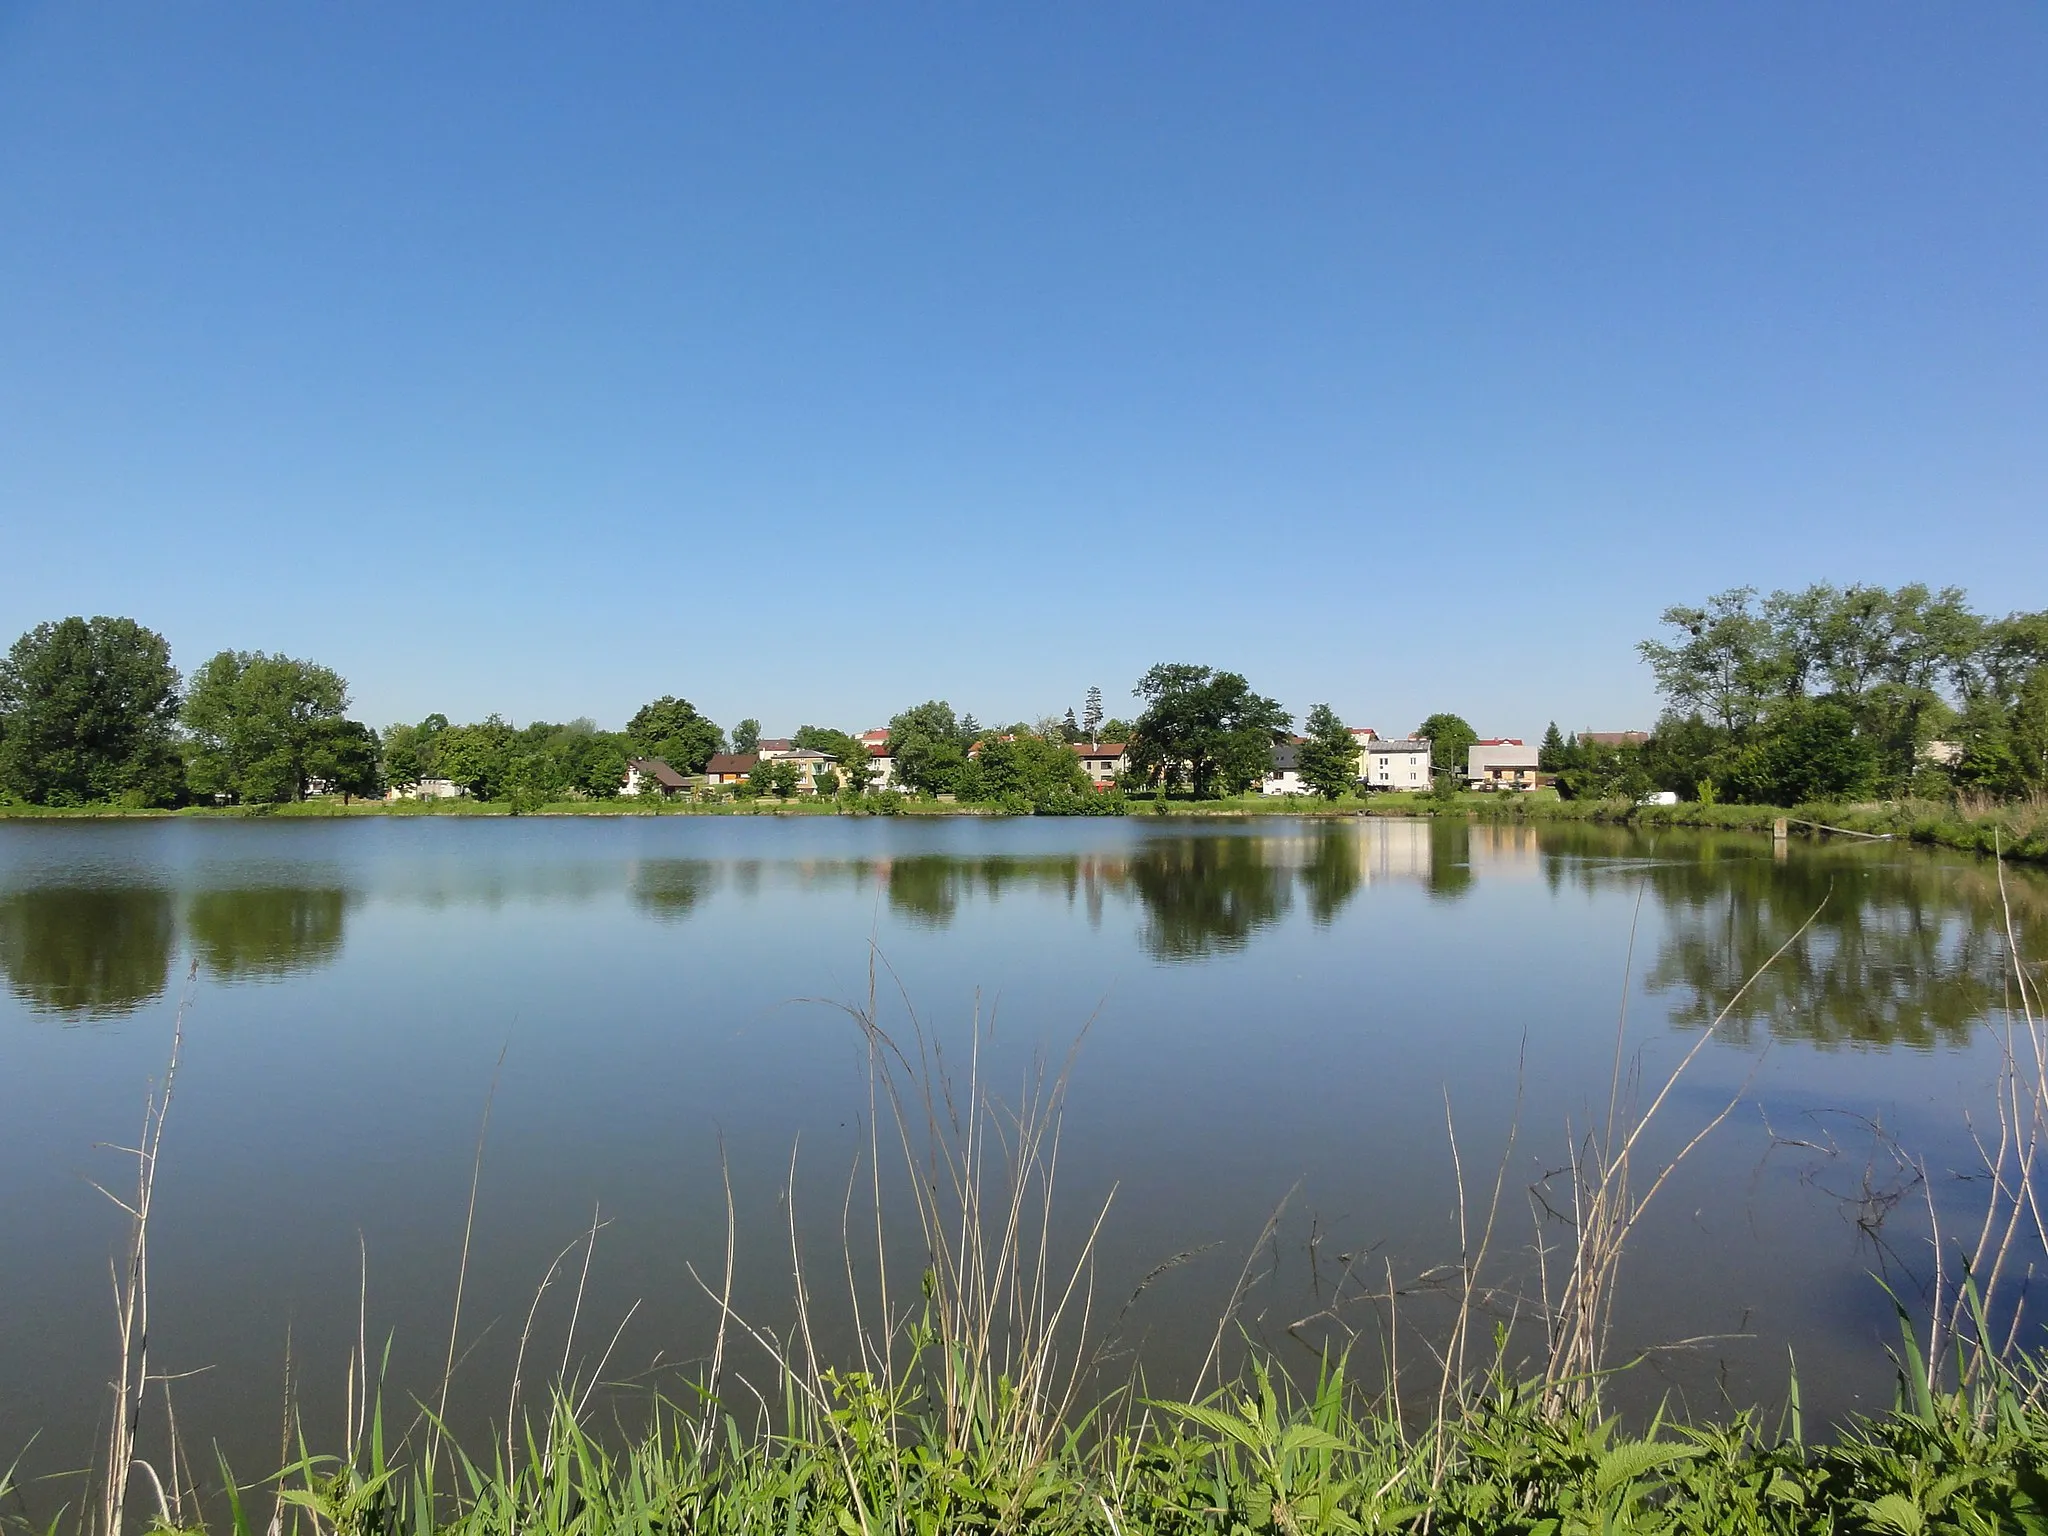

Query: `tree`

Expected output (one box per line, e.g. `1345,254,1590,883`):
888,701,968,795
1099,717,1134,742
435,716,515,800
182,650,358,804
381,714,448,790
1296,704,1358,800
1083,686,1104,741
1061,708,1081,743
750,758,802,797
730,718,761,755
1726,698,1877,805
307,720,382,801
1416,713,1476,779
0,616,185,806
627,696,724,773
1637,589,1778,737
1127,664,1290,799
1538,722,1566,773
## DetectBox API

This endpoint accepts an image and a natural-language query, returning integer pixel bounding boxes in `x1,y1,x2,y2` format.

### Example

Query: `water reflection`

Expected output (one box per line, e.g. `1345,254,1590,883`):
186,888,349,980
631,860,713,922
0,887,175,1018
1538,826,2039,1050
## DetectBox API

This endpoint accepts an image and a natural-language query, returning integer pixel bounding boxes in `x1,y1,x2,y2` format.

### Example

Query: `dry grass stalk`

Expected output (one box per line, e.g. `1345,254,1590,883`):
93,960,197,1536
1536,886,1829,1415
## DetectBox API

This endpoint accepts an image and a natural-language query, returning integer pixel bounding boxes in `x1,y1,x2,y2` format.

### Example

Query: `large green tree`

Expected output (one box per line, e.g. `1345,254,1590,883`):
730,718,762,755
1296,704,1358,800
1416,713,1477,778
887,701,969,795
181,650,362,804
1127,664,1290,799
626,696,724,773
0,617,185,806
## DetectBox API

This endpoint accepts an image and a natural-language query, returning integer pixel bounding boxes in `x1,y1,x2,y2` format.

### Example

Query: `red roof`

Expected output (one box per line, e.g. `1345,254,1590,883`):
866,744,892,757
1071,742,1126,756
1474,738,1525,747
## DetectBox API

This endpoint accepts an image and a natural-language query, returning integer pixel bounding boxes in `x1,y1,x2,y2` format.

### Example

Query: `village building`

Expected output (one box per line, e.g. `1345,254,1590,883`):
1071,741,1128,786
1466,738,1542,790
703,752,759,787
1258,741,1309,796
1365,736,1433,791
384,778,463,801
623,757,690,796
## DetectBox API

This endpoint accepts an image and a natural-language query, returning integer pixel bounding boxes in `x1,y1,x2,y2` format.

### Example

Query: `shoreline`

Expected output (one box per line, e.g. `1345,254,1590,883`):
3,789,2042,864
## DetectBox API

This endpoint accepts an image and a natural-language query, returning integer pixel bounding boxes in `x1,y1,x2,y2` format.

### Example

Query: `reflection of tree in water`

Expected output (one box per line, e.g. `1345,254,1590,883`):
186,888,349,980
632,860,714,922
1127,837,1290,959
1426,821,1474,903
1540,827,2041,1050
0,886,175,1019
886,857,964,927
1298,829,1362,925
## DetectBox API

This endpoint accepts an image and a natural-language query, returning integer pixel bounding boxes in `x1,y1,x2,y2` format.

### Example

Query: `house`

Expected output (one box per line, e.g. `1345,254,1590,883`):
704,752,760,786
1365,736,1433,791
623,757,689,797
1467,739,1541,790
1071,742,1128,787
771,748,837,792
384,778,463,801
864,743,900,791
1259,742,1310,796
755,738,798,758
1921,739,1965,768
1580,730,1649,748
1348,726,1377,779
859,729,890,750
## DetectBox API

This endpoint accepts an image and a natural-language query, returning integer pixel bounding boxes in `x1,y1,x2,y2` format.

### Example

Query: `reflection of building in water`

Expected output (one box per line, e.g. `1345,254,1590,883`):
1467,823,1542,880
1355,819,1433,885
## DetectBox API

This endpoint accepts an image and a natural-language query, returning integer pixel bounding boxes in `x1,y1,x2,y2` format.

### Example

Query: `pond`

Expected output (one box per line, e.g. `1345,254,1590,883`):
0,815,2039,1492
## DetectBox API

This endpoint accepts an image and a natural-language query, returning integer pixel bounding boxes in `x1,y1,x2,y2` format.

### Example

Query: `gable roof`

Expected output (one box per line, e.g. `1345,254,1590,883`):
627,757,689,789
705,753,760,775
1071,742,1127,758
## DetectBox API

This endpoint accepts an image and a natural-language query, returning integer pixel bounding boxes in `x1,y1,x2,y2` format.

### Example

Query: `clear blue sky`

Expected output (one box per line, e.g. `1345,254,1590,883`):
2,4,2042,742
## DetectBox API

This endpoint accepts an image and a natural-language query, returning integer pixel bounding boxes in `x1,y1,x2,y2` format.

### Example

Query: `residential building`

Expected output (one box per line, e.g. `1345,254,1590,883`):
755,738,798,758
1259,742,1309,796
1365,736,1432,791
1348,726,1378,780
704,752,759,786
1580,730,1649,748
1071,742,1128,787
623,757,689,797
384,778,463,801
1467,738,1541,790
864,743,900,791
1921,739,1965,768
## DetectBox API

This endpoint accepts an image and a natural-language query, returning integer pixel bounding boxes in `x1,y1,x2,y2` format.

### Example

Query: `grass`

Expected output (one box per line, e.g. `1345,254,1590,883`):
9,869,2048,1535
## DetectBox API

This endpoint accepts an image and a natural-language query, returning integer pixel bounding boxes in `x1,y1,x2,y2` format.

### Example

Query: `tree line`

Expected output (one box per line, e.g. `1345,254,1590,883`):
7,585,2043,812
1529,583,2048,805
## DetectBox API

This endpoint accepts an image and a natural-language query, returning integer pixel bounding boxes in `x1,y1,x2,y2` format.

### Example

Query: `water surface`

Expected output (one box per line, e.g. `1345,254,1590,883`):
0,815,2037,1487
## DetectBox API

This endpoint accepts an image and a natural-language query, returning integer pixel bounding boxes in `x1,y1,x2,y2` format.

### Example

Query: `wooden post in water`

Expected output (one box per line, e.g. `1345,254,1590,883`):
1773,816,1789,861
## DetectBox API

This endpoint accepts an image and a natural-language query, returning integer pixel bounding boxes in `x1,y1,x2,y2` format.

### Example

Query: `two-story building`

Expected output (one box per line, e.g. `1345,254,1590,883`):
1071,741,1128,787
1258,741,1309,796
1365,736,1433,791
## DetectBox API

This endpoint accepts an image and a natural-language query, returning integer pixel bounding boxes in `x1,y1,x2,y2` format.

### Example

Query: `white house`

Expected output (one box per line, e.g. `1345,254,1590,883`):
1365,737,1432,791
623,758,689,797
384,778,463,801
1258,742,1310,796
1071,742,1128,787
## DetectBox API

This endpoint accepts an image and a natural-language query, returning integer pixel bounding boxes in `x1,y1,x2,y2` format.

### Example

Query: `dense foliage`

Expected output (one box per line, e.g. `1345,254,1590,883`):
626,696,724,774
0,617,185,806
182,651,377,804
1127,664,1291,798
1417,711,1476,779
1635,584,2048,803
1297,703,1358,800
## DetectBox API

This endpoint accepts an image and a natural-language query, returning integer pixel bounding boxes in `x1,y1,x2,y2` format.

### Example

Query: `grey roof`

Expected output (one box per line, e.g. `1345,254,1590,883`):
1367,737,1432,753
1269,743,1300,772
